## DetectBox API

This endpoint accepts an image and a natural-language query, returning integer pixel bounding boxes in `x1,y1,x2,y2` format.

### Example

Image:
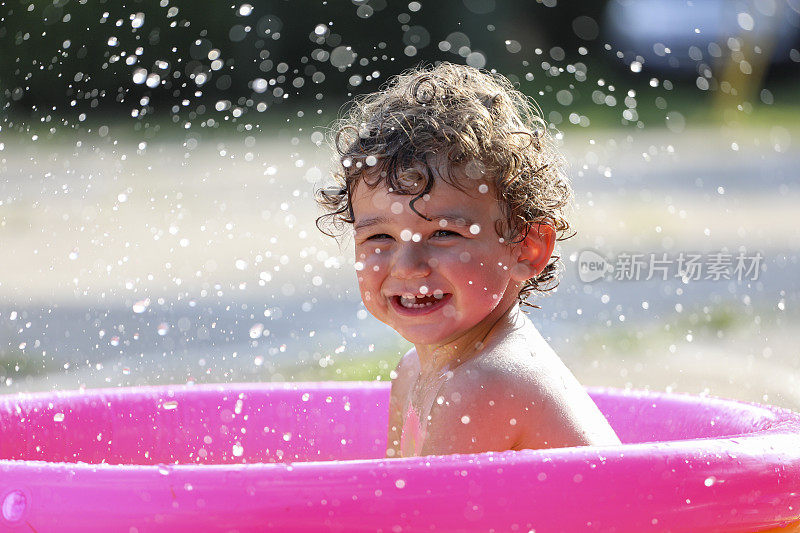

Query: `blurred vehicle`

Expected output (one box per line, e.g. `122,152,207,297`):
603,0,800,74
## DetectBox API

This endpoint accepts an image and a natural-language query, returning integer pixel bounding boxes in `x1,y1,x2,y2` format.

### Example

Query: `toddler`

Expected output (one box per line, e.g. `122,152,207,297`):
317,63,620,458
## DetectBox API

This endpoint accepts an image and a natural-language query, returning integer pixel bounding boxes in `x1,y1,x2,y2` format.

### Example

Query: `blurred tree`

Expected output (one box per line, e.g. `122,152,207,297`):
0,0,609,121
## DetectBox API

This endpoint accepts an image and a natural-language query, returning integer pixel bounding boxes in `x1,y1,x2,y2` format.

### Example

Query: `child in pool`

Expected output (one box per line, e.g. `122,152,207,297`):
317,63,621,458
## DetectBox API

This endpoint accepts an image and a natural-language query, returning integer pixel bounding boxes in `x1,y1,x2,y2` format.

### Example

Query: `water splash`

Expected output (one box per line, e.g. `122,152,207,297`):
1,490,27,522
132,299,150,314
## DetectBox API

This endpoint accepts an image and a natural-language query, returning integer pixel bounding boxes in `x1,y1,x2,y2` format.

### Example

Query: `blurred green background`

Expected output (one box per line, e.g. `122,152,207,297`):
3,0,799,131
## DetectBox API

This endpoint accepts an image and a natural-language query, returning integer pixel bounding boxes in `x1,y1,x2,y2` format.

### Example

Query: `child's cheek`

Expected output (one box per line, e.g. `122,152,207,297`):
355,248,388,302
361,248,387,273
355,274,373,302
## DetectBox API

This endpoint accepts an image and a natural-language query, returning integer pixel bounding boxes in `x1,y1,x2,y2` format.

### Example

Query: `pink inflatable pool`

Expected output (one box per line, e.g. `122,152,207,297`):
1,382,799,532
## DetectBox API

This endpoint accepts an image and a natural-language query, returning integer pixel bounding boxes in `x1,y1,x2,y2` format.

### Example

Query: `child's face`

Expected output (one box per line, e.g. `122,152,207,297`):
351,175,525,346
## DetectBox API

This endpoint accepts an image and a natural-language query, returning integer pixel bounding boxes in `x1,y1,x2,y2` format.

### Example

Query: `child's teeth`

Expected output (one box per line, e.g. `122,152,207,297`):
400,296,416,307
398,294,443,309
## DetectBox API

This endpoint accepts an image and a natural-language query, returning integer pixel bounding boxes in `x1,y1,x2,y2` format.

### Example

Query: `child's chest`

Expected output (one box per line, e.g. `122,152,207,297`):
399,372,450,457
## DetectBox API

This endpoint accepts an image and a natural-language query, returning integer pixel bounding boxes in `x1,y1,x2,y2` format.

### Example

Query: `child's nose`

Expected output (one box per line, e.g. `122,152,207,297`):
390,243,432,279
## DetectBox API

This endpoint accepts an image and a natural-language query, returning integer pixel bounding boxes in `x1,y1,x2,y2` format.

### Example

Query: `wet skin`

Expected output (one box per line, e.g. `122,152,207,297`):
350,176,621,457
351,178,547,351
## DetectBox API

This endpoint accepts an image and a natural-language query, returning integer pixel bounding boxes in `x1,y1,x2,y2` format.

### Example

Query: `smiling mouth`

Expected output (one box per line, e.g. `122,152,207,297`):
398,294,442,308
390,292,450,314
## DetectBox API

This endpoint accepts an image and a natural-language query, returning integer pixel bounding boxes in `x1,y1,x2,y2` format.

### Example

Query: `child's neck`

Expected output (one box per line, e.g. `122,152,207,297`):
414,299,525,377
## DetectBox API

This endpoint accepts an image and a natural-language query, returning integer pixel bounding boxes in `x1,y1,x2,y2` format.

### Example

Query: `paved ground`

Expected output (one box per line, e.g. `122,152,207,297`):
1,124,798,409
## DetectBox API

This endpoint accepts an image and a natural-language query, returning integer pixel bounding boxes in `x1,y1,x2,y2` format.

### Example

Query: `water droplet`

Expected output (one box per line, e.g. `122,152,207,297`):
461,415,470,424
301,393,310,402
282,432,292,441
232,443,244,457
157,464,170,475
157,323,169,336
252,78,268,93
162,401,178,410
68,248,79,260
505,40,521,53
737,12,754,31
131,12,145,28
665,111,686,133
249,323,264,339
238,3,253,16
330,46,356,68
132,299,150,314
53,412,65,422
466,51,486,69
145,73,161,88
395,479,406,489
1,490,27,521
133,68,147,85
556,89,573,106
704,476,716,487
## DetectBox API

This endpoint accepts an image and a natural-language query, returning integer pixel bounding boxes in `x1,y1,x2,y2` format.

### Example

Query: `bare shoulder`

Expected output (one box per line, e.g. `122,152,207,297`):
441,332,621,451
419,360,524,455
389,347,420,406
393,347,421,384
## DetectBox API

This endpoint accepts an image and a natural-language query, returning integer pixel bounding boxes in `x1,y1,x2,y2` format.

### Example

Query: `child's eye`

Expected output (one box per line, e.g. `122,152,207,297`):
432,230,460,238
366,233,392,241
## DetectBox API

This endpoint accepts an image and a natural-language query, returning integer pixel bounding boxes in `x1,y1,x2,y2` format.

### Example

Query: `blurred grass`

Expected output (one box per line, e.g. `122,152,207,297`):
10,75,800,145
575,303,766,358
276,352,397,382
0,349,62,379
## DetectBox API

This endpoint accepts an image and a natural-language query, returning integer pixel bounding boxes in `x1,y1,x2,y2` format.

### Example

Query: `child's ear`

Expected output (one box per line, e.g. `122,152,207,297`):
510,223,556,282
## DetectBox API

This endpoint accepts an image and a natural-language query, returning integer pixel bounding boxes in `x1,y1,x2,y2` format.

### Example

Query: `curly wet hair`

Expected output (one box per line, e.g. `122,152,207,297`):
316,62,573,306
